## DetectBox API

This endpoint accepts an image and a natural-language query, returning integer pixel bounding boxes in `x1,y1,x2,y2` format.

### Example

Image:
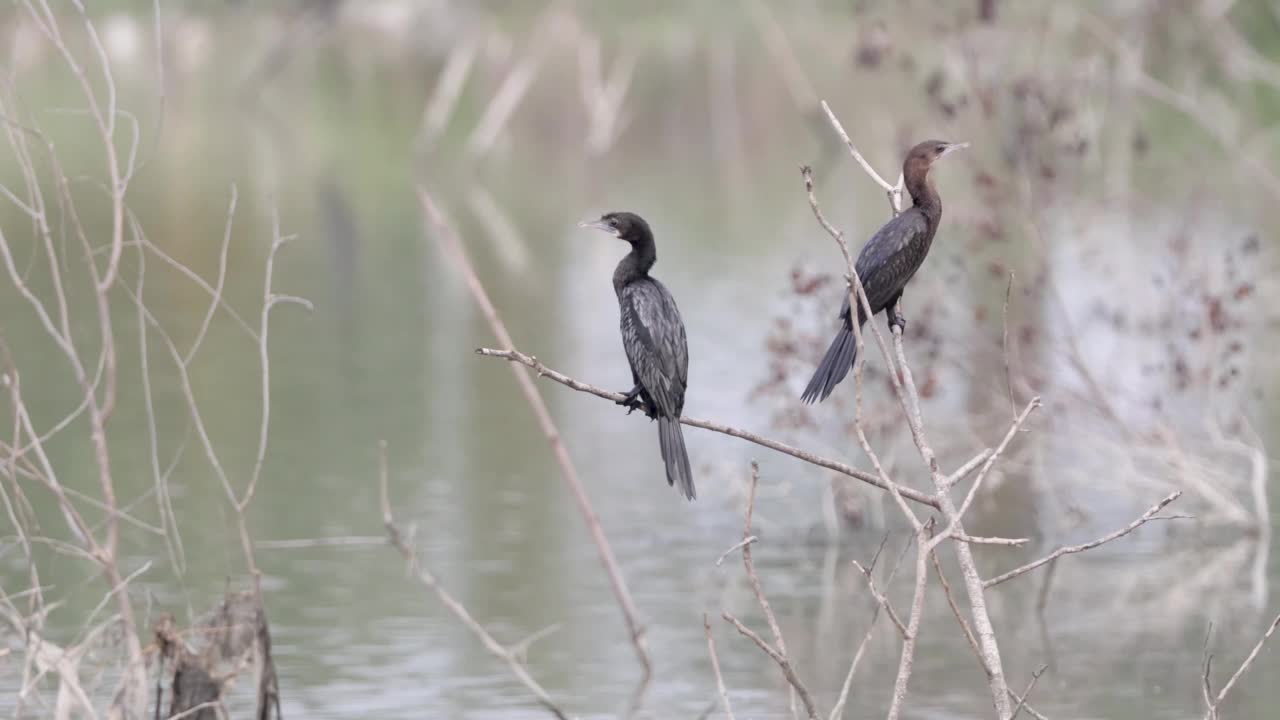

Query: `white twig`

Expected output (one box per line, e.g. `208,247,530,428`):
819,100,903,212
716,535,758,567
829,538,911,720
985,492,1186,588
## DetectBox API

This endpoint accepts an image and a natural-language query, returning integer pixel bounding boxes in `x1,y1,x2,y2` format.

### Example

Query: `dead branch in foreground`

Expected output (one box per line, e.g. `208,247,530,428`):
703,613,737,720
722,461,819,719
1202,611,1280,720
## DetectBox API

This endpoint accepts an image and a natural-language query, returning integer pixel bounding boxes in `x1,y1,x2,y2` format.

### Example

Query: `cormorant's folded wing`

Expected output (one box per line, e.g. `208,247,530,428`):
620,279,688,417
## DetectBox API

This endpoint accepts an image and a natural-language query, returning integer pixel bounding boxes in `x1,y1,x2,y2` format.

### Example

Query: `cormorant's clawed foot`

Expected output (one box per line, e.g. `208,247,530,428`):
616,386,647,415
616,397,643,414
889,310,907,334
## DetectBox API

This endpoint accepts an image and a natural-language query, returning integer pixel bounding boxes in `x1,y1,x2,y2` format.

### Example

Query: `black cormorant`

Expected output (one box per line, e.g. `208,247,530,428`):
580,211,695,500
802,139,968,404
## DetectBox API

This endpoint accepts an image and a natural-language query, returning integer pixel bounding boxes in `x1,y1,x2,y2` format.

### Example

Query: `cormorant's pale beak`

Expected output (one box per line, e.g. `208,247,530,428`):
940,141,970,158
578,220,620,237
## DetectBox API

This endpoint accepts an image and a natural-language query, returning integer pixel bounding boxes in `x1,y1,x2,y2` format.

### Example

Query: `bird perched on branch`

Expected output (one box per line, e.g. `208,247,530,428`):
802,140,968,404
580,211,695,500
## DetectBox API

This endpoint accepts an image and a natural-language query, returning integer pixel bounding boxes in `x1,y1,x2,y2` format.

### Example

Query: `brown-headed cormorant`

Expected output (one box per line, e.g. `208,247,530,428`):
802,140,968,404
581,212,695,500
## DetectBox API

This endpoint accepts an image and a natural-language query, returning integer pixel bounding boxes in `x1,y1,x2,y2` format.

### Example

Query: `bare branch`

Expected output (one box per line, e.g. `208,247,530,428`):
850,559,910,640
722,613,816,719
716,535,758,567
1002,272,1017,418
1006,690,1051,720
241,207,304,512
183,184,237,366
1009,665,1048,720
704,614,736,720
1203,612,1280,719
886,529,930,720
985,492,1186,588
930,548,984,673
949,399,1040,516
476,347,941,510
946,449,993,487
819,100,902,212
737,461,818,720
1202,623,1216,720
953,533,1031,547
829,537,911,720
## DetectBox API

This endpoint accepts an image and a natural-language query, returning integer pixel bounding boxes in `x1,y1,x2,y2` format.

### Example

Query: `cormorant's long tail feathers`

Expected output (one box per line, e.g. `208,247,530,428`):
800,323,857,404
658,416,695,501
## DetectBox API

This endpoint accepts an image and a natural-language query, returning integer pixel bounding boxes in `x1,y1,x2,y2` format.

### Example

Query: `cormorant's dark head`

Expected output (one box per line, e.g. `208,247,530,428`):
579,211,652,245
903,139,968,179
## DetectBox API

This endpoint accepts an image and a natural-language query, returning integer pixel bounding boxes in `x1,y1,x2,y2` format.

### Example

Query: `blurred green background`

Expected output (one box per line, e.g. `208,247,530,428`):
2,1,1279,717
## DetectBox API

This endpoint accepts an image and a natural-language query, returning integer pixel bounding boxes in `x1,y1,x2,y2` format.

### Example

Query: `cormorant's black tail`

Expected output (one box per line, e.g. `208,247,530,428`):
658,416,695,500
801,323,858,404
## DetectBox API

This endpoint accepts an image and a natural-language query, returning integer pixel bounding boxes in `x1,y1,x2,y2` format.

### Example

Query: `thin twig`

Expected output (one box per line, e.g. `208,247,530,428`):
716,535,758,567
985,492,1186,588
829,536,911,720
1202,623,1216,720
722,613,816,720
1203,611,1280,719
951,399,1039,514
704,614,736,720
738,461,817,720
1008,665,1048,720
885,522,931,720
819,100,902,212
850,560,910,640
183,184,237,366
1006,690,1050,720
1002,272,1016,419
946,449,993,487
930,548,984,673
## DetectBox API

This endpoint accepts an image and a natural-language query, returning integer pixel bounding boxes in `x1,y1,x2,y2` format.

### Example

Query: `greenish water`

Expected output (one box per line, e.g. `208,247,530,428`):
2,3,1279,718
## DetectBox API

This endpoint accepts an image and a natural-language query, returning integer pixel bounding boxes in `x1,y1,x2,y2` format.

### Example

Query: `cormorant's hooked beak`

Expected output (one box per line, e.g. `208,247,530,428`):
940,141,970,158
578,219,620,237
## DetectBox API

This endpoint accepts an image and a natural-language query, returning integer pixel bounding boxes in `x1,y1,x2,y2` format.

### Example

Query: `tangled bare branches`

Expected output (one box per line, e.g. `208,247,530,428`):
465,101,1210,720
1,7,300,718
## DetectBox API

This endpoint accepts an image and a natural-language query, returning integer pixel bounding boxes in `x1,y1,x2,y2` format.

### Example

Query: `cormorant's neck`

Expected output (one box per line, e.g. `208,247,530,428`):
905,170,942,226
613,233,656,288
